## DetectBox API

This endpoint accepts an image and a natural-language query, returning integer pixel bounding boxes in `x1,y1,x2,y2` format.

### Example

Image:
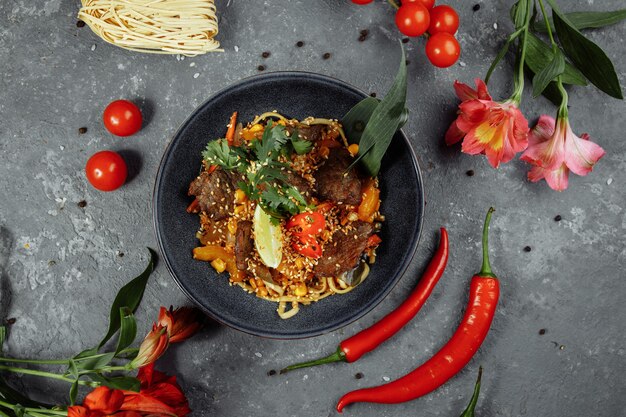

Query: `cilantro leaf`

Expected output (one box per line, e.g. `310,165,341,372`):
289,129,314,155
202,139,242,170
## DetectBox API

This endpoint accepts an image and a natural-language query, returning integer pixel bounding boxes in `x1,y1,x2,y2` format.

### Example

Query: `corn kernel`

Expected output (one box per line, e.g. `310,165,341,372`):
348,143,359,156
210,258,227,273
295,257,304,270
257,287,269,297
234,189,247,203
294,282,308,297
234,204,246,215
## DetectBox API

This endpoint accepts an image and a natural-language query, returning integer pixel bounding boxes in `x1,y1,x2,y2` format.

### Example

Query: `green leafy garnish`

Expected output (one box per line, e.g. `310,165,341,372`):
342,44,408,177
202,123,309,221
202,138,244,170
289,129,314,155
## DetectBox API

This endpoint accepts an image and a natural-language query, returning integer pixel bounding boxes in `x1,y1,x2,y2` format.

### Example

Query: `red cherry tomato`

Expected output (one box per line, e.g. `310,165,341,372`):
425,32,460,68
428,5,459,35
395,3,430,37
292,235,323,259
403,0,435,10
286,212,326,236
85,151,127,191
351,0,373,4
103,100,143,137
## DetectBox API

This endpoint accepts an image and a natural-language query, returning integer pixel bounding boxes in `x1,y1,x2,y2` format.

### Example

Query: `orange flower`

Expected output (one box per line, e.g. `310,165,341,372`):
130,324,169,368
446,79,529,168
157,306,203,343
68,365,190,417
120,364,191,417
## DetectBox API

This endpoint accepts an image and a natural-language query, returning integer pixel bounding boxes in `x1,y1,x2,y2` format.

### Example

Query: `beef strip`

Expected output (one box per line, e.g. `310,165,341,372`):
314,148,362,205
314,221,373,278
234,220,253,270
286,124,325,143
188,169,235,221
284,170,314,199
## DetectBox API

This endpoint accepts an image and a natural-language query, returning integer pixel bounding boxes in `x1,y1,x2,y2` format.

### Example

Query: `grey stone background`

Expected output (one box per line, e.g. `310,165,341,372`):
1,0,625,416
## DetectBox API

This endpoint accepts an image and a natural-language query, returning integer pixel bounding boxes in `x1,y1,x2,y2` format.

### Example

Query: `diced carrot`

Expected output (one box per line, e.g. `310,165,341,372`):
207,165,217,174
315,202,334,214
357,178,380,223
226,111,238,145
367,234,382,248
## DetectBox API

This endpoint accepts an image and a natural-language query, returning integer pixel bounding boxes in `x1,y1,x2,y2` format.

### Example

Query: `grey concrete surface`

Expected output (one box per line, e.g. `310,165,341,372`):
1,0,625,416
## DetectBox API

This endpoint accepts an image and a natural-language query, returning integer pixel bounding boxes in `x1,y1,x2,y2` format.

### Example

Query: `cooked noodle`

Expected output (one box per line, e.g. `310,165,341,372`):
78,0,222,56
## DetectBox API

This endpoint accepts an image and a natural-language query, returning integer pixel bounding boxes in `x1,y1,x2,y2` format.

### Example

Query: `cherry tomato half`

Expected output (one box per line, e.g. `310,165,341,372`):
395,3,430,37
286,212,325,236
403,0,435,10
103,100,143,137
351,0,373,4
85,150,127,191
428,5,459,35
292,235,323,259
425,32,460,68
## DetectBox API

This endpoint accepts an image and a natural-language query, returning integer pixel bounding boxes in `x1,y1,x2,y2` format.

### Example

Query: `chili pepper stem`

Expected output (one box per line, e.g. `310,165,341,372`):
279,347,346,374
479,208,496,278
459,366,483,417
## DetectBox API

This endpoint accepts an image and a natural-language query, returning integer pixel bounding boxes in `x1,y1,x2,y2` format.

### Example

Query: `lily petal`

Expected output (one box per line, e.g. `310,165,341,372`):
563,128,606,176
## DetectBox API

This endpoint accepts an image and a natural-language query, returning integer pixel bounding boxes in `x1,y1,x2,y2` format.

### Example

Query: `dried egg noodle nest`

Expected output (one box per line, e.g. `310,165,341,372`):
78,0,222,56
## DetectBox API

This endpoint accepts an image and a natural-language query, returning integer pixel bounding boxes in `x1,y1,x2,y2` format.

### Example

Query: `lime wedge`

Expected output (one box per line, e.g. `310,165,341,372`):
253,205,283,268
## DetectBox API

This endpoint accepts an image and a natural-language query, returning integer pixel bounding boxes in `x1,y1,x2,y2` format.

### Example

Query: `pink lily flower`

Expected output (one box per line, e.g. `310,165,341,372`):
520,115,605,191
446,79,529,168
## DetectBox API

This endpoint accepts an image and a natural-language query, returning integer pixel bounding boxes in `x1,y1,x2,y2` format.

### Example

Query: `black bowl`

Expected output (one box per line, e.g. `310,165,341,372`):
153,72,424,338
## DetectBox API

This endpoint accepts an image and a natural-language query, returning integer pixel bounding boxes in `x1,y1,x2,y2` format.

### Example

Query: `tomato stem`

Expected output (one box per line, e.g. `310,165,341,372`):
479,208,496,278
387,0,400,10
279,348,346,374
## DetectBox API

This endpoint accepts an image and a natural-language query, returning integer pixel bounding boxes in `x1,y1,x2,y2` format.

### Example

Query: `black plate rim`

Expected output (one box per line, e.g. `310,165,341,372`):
152,70,424,339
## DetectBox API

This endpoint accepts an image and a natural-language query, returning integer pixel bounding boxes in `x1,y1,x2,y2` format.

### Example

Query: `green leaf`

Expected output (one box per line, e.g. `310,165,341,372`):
0,327,5,353
549,3,623,99
348,44,408,177
202,139,242,170
512,0,530,28
459,366,483,417
526,33,587,86
536,9,626,32
12,406,22,417
98,249,156,350
89,374,141,392
289,129,313,155
68,360,79,379
73,347,99,360
342,97,379,145
69,380,78,406
115,307,137,355
73,352,115,371
532,48,565,97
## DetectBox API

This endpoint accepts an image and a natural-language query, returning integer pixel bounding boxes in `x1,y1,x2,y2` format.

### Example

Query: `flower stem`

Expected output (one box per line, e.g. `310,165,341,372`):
387,0,400,10
537,0,557,52
0,357,69,365
511,1,532,104
0,364,98,387
0,400,66,416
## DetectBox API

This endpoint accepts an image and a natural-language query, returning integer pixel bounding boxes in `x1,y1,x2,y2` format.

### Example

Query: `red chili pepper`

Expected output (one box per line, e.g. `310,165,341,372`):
280,227,448,373
336,208,499,412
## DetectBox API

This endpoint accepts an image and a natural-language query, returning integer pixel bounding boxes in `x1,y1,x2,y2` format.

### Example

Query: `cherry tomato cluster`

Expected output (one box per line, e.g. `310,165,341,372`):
85,100,143,192
352,0,461,68
286,211,326,259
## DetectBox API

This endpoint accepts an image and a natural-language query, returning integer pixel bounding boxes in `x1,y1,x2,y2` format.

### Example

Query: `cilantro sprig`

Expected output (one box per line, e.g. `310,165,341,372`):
201,122,313,221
